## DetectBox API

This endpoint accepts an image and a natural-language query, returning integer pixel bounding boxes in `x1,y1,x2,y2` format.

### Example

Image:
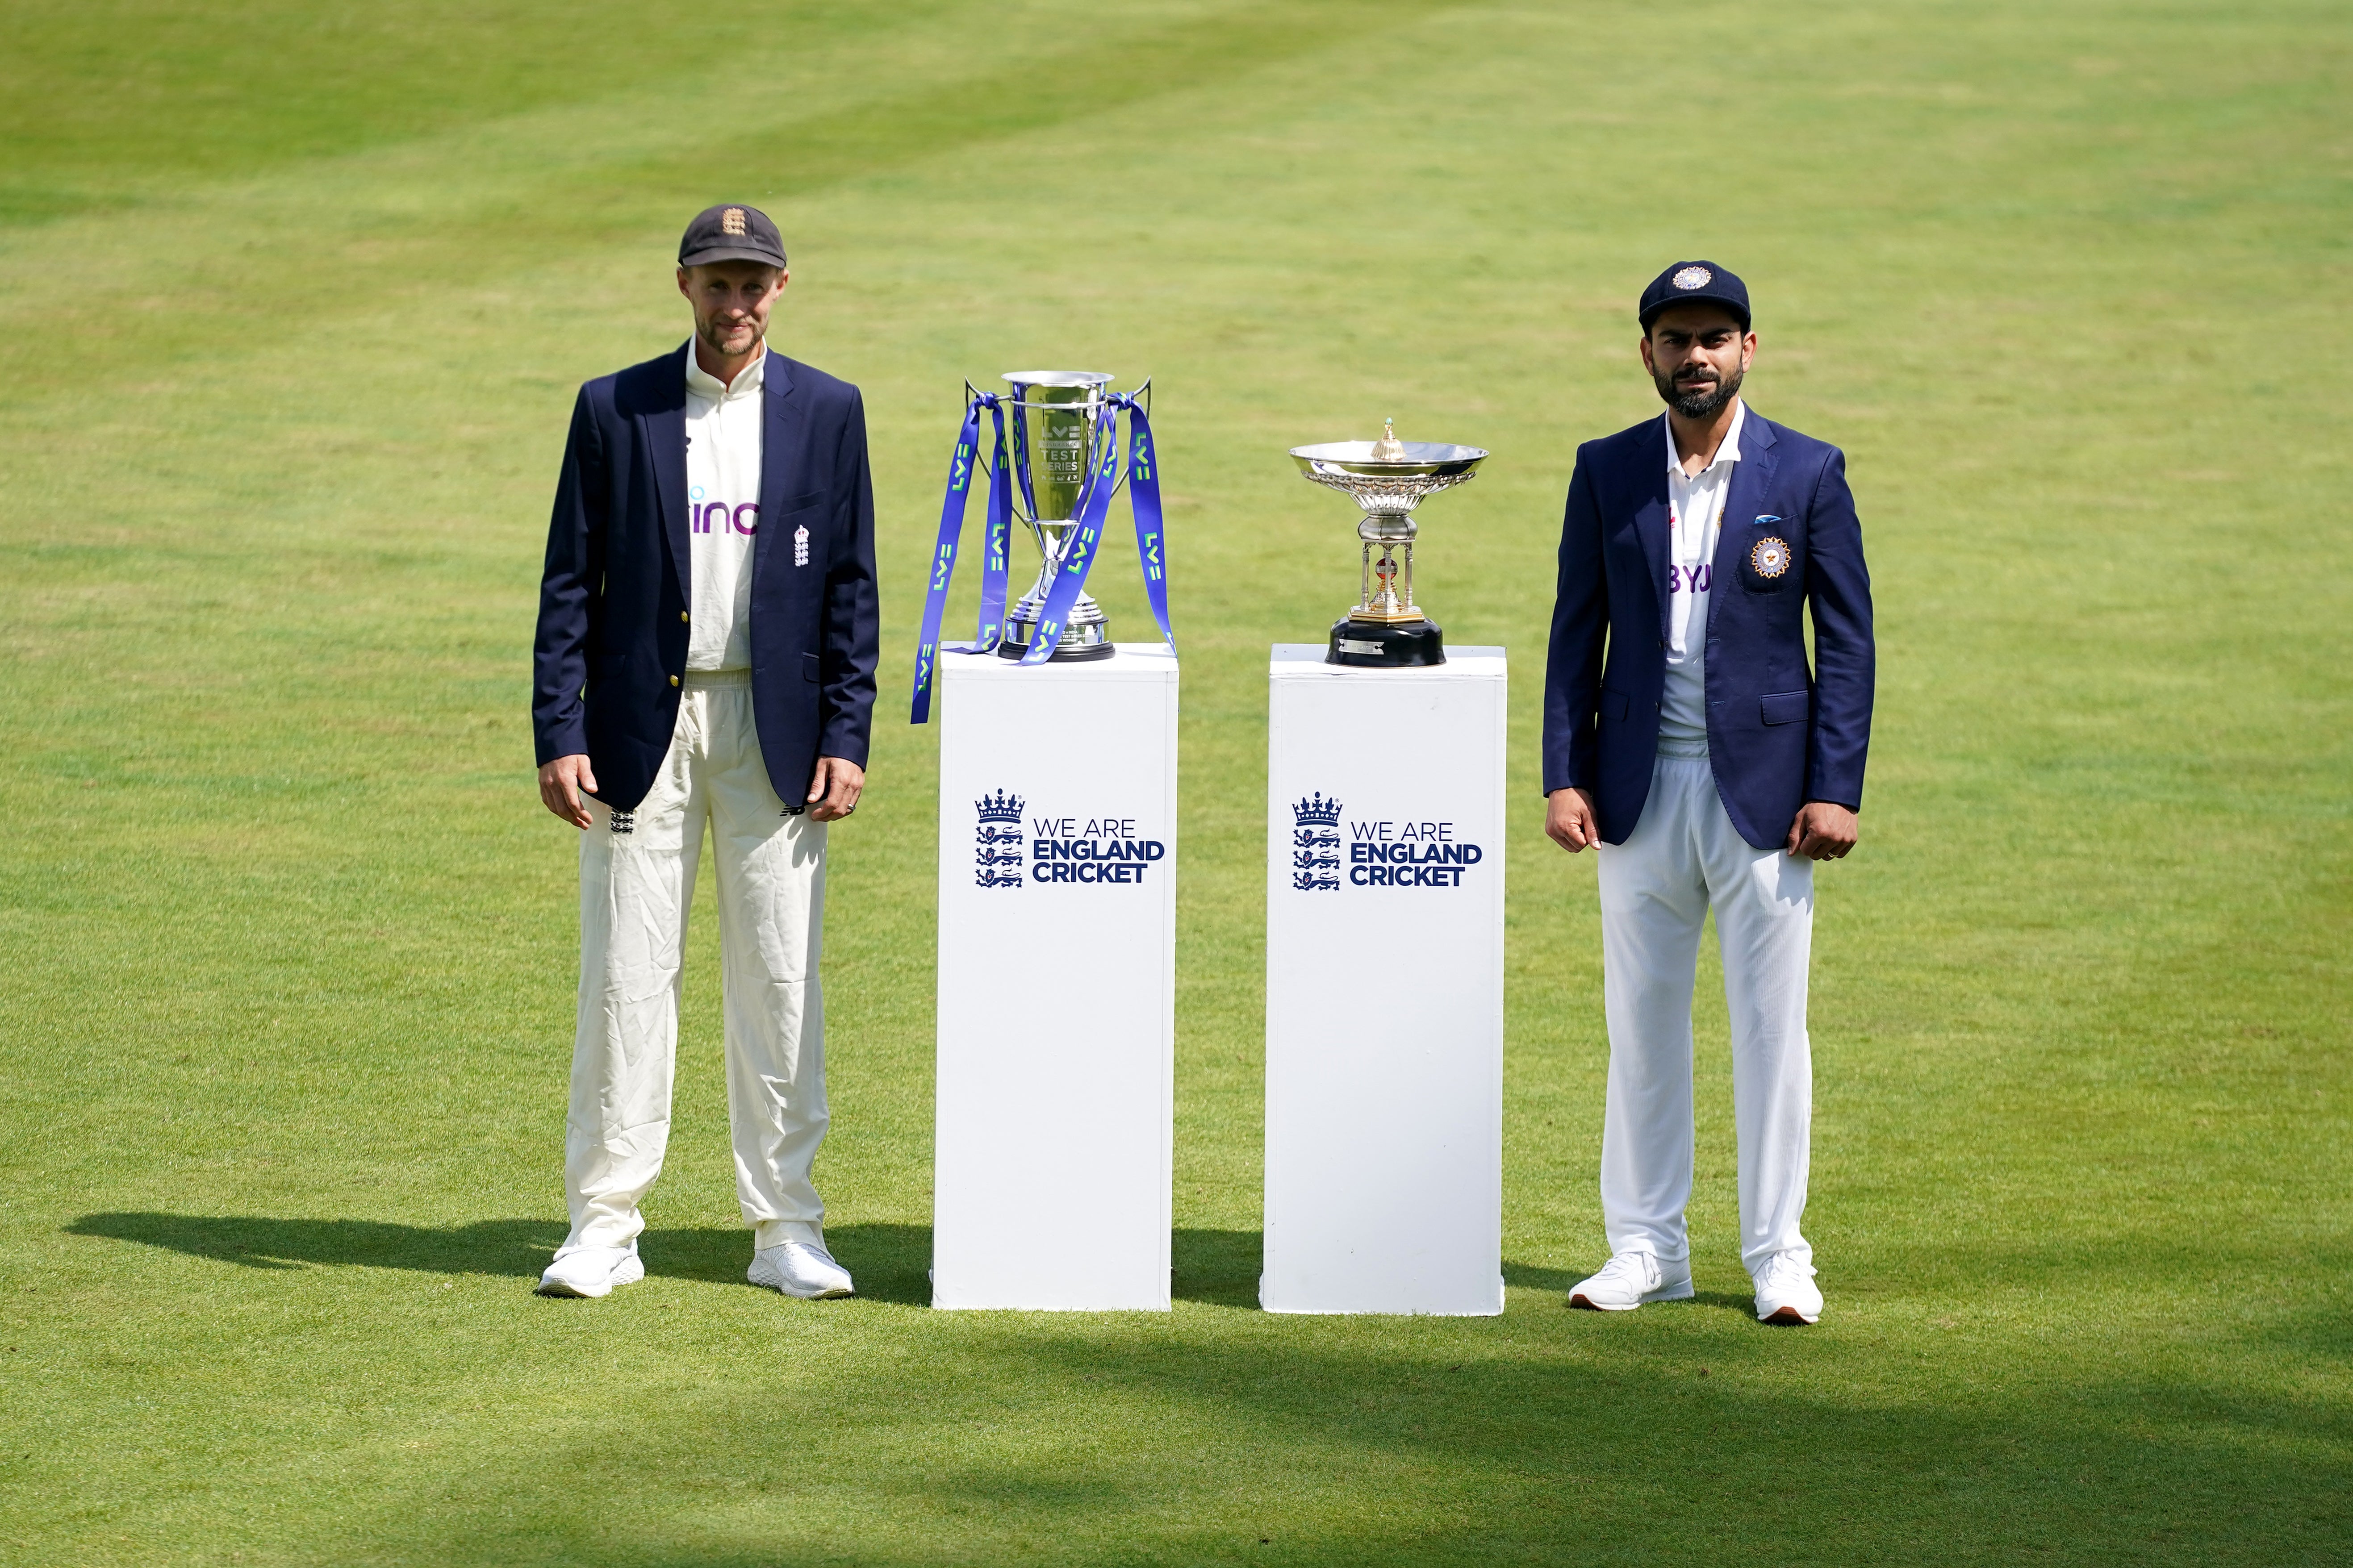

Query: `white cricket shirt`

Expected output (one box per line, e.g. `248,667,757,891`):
684,342,765,671
1658,399,1745,757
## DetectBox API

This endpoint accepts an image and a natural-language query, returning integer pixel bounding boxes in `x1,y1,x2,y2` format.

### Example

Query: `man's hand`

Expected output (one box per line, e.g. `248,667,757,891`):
1546,787,1601,853
1785,801,1859,860
806,756,865,822
539,754,598,830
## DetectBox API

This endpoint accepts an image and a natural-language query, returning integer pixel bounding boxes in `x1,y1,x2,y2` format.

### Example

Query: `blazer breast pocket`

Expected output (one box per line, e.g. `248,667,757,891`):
777,492,826,570
1740,519,1798,592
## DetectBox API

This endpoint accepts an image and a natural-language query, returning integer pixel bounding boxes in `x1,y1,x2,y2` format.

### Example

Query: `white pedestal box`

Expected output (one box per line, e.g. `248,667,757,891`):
933,644,1177,1310
1263,644,1507,1315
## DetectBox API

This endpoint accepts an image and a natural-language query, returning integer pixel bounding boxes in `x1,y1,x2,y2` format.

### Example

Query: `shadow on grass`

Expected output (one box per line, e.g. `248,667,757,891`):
66,1213,1742,1315
64,1212,931,1303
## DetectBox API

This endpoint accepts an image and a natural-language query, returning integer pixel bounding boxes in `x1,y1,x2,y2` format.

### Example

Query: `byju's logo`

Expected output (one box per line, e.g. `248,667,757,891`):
1291,792,1342,891
974,790,1024,888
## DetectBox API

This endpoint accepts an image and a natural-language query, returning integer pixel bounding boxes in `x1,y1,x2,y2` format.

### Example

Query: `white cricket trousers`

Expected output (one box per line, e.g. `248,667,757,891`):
560,669,830,1257
1595,753,1814,1276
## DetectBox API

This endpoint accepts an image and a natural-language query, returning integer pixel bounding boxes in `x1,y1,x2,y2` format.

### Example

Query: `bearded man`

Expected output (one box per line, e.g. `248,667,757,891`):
1541,260,1874,1325
530,204,878,1301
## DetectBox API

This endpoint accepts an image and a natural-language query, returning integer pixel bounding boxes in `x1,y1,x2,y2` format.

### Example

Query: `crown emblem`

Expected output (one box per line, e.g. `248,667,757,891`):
1672,265,1711,290
722,207,748,235
975,789,1024,824
1292,792,1342,828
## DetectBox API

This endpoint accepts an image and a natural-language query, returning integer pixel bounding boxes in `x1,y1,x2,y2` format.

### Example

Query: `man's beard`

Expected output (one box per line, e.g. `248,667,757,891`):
1655,363,1743,420
702,317,762,357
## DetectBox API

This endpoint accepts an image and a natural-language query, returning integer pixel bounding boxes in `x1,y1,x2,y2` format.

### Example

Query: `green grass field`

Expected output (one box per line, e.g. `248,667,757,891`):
2,1,2348,1562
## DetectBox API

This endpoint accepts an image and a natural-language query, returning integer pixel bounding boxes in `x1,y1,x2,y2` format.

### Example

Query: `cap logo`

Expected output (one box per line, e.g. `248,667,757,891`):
721,208,748,236
1673,265,1712,291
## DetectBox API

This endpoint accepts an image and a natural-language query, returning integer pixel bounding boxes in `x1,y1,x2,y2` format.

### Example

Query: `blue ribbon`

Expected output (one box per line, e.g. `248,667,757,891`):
910,394,1016,724
975,402,1014,652
912,389,1174,712
1019,392,1174,664
1124,400,1174,651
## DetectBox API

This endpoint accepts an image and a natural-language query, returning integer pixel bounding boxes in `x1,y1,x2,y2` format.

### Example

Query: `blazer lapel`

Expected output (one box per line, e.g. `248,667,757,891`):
1713,410,1781,590
1634,415,1673,635
754,350,801,589
643,342,691,596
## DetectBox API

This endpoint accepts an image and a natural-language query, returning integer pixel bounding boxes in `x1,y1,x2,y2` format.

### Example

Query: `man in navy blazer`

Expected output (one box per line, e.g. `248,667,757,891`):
530,204,878,1303
1542,261,1873,1326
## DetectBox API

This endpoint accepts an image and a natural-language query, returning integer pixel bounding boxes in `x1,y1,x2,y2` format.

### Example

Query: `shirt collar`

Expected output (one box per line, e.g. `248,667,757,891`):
685,339,767,401
1663,398,1746,479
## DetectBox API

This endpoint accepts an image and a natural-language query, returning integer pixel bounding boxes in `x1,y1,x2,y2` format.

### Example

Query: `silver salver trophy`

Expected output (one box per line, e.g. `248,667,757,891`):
1290,421,1488,667
990,370,1143,663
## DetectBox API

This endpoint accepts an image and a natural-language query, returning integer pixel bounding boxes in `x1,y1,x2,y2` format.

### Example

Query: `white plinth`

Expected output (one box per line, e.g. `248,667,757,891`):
1264,644,1506,1315
933,644,1176,1310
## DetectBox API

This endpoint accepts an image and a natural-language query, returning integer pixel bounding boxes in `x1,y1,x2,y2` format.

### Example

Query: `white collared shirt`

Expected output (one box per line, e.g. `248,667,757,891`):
1658,399,1746,755
683,341,766,671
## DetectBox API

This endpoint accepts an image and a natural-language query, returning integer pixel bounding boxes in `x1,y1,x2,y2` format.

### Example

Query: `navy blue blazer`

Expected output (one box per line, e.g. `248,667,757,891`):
1542,409,1873,850
532,344,880,813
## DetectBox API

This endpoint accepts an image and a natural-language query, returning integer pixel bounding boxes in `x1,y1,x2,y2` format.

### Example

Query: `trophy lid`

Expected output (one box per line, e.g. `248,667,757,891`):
1001,370,1113,390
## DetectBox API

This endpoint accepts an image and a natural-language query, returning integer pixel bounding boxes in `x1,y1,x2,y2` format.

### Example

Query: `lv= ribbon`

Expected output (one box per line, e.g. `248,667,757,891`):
909,386,1173,721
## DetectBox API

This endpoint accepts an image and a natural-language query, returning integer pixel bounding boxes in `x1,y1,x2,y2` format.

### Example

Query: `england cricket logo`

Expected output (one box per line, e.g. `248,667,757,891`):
974,789,1024,888
1291,792,1342,891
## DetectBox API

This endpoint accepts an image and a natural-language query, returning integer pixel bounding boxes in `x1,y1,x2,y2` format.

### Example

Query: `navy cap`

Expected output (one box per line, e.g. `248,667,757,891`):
678,203,788,270
1638,260,1749,331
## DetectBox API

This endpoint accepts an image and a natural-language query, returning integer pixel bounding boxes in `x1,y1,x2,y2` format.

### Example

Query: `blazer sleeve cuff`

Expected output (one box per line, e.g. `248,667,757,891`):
816,726,871,768
535,719,588,766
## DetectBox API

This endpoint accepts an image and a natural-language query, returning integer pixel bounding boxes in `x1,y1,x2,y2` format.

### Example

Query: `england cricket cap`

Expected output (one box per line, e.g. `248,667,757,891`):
678,203,788,270
1639,260,1750,331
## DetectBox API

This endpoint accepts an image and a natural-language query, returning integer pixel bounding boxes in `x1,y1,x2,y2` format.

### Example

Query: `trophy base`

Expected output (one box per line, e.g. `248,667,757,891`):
1327,616,1445,668
995,626,1117,663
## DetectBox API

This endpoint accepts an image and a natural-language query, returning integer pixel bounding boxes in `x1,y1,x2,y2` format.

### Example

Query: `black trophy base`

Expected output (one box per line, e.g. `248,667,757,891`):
1327,616,1446,668
995,629,1116,663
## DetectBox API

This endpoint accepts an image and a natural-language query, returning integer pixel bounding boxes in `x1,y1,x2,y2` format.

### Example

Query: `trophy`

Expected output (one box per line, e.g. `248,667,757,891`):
994,370,1121,662
1290,420,1488,667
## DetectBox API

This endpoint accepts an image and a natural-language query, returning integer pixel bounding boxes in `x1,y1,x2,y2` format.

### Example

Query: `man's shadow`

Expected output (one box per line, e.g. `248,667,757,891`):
63,1212,936,1306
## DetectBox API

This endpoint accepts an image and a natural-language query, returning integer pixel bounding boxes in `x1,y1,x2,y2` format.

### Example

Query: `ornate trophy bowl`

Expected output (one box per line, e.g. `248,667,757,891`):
1290,421,1488,668
996,370,1117,663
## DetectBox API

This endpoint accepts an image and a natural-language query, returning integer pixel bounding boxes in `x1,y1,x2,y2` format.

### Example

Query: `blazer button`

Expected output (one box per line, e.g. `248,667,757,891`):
680,611,690,623
669,675,681,688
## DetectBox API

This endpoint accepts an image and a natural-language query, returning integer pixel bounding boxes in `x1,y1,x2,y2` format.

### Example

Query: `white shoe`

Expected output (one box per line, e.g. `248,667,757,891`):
747,1240,854,1299
1567,1250,1694,1310
1753,1253,1822,1324
535,1243,644,1299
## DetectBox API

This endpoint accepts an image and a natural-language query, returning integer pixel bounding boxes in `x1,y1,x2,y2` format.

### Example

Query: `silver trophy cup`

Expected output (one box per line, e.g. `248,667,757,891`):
995,370,1118,662
1290,420,1488,667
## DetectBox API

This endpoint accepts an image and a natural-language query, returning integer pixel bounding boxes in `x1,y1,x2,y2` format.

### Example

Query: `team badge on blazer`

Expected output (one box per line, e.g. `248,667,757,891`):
794,524,811,567
1750,535,1792,579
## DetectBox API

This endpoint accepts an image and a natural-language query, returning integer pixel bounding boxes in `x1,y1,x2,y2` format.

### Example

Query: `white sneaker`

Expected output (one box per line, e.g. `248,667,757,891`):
747,1240,854,1299
1753,1253,1822,1324
1567,1250,1694,1311
535,1243,644,1299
